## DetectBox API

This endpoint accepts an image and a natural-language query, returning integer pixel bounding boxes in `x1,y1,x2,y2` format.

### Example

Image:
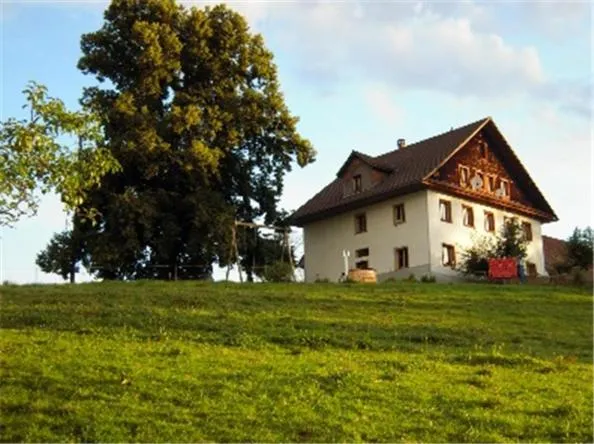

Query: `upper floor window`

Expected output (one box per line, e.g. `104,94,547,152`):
395,247,409,270
439,199,452,223
354,213,367,234
442,244,456,268
484,211,495,232
522,222,533,241
353,175,362,193
462,205,474,228
459,166,470,187
393,204,406,225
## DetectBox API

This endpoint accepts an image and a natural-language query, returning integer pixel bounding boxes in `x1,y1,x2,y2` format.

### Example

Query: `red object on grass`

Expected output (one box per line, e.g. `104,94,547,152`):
488,258,517,279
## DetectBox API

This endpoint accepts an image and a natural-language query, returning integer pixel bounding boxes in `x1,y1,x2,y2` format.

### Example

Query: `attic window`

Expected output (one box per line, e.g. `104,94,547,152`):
487,175,496,193
500,179,510,198
353,175,362,193
459,166,470,187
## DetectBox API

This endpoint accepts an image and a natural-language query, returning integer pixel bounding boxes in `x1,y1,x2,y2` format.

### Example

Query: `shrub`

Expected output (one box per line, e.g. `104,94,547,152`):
404,273,417,282
420,274,436,283
262,261,294,283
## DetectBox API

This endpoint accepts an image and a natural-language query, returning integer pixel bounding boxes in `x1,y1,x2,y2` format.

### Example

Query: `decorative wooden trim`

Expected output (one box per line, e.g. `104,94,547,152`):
424,179,555,222
423,117,491,181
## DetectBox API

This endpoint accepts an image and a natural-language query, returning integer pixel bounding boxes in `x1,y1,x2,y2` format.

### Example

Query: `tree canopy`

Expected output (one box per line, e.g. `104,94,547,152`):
0,82,121,226
69,0,314,279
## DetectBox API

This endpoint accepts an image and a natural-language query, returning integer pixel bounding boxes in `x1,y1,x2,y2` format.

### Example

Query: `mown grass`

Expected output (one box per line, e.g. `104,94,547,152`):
1,281,592,442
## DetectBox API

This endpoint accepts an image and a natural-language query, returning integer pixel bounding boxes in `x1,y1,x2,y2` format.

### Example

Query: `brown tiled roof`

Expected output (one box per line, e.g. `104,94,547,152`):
542,235,568,273
290,117,489,225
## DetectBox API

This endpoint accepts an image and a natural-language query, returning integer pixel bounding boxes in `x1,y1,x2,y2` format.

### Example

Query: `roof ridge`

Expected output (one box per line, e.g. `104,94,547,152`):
374,116,491,160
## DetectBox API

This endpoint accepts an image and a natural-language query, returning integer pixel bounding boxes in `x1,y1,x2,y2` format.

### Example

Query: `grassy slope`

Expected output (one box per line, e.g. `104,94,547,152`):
1,282,592,442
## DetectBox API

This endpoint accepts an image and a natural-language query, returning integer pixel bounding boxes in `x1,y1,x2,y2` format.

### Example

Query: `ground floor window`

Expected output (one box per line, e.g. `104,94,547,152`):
526,262,537,277
442,243,456,268
356,260,369,269
395,247,409,270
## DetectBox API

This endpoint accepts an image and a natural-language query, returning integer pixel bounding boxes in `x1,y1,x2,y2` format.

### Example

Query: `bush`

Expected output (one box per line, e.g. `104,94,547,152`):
404,273,417,282
262,261,294,283
420,274,436,283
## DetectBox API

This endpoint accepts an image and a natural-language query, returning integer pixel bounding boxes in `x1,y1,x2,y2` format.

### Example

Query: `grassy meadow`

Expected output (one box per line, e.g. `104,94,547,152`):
1,281,592,442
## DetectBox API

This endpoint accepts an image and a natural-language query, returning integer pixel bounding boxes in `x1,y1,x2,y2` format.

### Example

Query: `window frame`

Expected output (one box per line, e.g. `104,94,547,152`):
442,243,456,268
354,213,367,234
459,165,470,187
462,205,474,228
393,203,406,225
487,175,497,193
484,211,495,232
522,221,533,241
355,247,369,258
439,199,452,223
526,262,537,277
355,260,369,269
500,178,510,198
353,174,362,193
394,246,409,270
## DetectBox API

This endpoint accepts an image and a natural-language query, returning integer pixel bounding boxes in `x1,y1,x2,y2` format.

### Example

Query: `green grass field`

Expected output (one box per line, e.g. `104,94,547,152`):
1,281,592,442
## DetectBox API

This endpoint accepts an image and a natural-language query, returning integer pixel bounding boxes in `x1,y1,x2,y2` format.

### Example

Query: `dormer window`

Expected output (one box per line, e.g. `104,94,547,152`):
459,166,470,187
353,175,362,193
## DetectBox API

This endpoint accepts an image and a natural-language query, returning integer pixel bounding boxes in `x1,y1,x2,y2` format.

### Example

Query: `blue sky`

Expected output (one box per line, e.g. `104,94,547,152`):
1,0,592,283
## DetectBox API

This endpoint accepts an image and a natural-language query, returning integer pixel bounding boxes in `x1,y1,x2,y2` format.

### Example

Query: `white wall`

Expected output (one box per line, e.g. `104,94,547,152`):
426,190,547,279
303,191,430,282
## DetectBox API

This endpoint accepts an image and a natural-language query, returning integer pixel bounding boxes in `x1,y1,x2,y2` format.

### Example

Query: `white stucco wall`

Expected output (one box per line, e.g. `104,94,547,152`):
302,191,430,282
425,190,547,280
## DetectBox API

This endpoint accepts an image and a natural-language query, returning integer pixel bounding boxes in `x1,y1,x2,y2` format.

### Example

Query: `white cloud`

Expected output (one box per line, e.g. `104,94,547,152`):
362,84,404,125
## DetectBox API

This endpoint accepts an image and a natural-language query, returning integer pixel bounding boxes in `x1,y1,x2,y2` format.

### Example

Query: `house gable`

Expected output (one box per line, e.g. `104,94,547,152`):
337,151,390,198
424,122,557,222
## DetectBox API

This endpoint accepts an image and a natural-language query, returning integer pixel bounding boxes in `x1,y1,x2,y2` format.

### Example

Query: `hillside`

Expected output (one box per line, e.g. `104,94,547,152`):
1,282,592,442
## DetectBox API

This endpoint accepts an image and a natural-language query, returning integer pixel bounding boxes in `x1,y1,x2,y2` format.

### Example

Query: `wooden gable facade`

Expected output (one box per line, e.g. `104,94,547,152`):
424,127,556,222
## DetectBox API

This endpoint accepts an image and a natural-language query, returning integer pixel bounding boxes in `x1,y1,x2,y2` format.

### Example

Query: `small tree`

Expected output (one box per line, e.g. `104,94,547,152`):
566,227,593,270
36,228,88,283
458,219,528,277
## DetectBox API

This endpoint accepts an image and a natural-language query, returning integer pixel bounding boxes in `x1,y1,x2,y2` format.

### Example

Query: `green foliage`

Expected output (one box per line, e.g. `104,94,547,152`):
0,82,121,226
35,227,88,283
420,274,436,283
261,261,294,282
566,227,593,270
459,219,528,276
74,0,315,280
0,282,592,442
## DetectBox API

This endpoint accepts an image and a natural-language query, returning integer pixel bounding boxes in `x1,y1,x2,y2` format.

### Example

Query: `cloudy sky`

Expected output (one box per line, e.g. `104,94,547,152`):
1,0,592,283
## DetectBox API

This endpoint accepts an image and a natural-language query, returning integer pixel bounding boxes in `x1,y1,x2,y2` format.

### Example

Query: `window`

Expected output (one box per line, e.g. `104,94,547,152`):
484,211,495,232
459,165,470,187
487,175,496,193
395,247,409,270
356,247,369,258
353,175,362,193
439,199,452,223
354,213,367,234
393,204,406,225
526,262,537,277
522,222,533,241
500,179,510,197
355,260,369,269
462,205,474,228
442,244,456,268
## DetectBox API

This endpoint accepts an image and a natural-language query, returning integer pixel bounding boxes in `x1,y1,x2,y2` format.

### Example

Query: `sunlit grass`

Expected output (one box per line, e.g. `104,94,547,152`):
1,281,592,442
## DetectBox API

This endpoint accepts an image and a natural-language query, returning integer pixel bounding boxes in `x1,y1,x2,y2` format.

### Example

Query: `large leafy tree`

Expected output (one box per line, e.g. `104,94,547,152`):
75,0,315,279
0,82,120,226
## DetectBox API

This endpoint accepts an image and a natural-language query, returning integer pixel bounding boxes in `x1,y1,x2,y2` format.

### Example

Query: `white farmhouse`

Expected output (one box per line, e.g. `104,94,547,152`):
289,117,558,282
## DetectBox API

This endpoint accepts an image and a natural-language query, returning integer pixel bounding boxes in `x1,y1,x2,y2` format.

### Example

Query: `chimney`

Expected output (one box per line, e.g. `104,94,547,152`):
397,138,406,149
